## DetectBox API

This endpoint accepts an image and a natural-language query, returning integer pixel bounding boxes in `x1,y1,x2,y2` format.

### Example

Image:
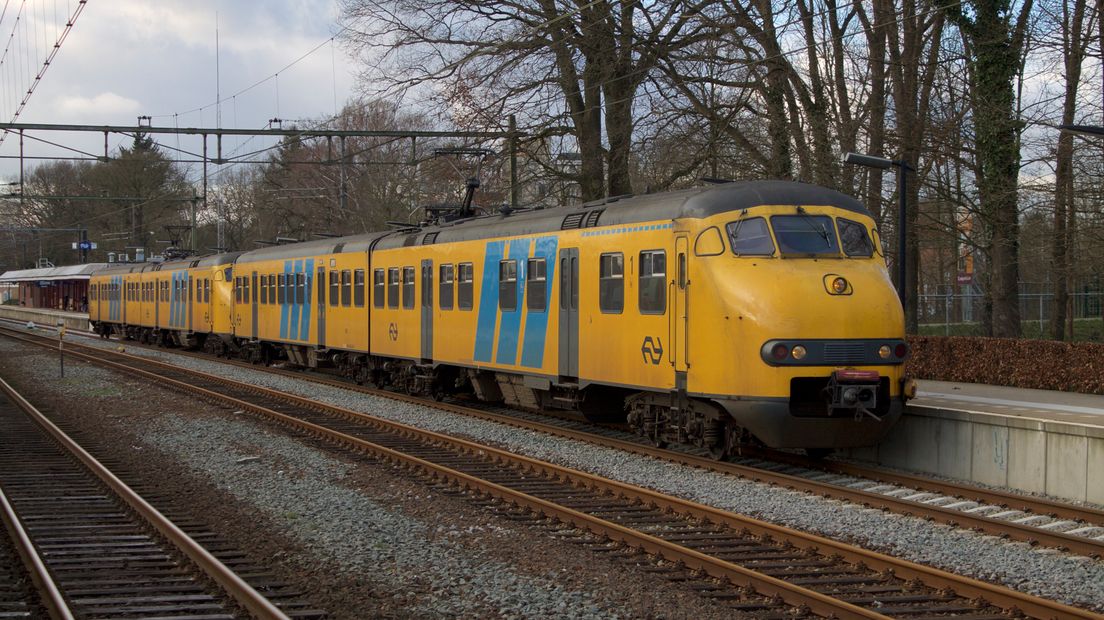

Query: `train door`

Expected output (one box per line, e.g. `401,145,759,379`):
558,248,579,380
252,271,259,340
316,265,325,347
420,259,433,362
672,235,690,384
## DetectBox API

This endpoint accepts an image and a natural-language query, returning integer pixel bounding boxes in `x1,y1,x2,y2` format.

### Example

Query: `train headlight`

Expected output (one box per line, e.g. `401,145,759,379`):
831,277,848,294
791,345,807,360
878,345,892,359
771,344,789,360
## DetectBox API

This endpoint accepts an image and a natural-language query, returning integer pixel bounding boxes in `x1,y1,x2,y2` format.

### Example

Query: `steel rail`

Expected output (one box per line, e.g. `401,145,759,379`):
0,375,291,620
0,483,72,620
19,317,1104,528
8,322,1104,553
9,332,1096,620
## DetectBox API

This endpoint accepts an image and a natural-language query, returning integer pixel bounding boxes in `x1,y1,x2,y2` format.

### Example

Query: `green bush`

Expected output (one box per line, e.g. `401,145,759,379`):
906,336,1104,394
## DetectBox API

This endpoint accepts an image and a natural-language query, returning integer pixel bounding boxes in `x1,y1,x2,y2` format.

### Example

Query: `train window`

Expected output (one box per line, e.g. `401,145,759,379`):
458,262,474,310
439,264,454,310
402,266,415,309
526,258,546,312
838,218,874,257
770,215,840,256
269,275,277,305
259,277,266,305
244,277,251,304
341,270,352,307
639,250,666,315
205,279,211,303
387,268,399,308
235,278,241,303
354,269,365,307
499,260,518,312
599,253,624,314
727,217,775,256
329,271,339,306
296,272,305,305
278,274,286,304
224,267,232,281
373,269,385,308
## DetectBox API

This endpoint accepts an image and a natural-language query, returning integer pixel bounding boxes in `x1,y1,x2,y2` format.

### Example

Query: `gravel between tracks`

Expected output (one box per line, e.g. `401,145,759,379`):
57,334,1104,612
0,336,759,619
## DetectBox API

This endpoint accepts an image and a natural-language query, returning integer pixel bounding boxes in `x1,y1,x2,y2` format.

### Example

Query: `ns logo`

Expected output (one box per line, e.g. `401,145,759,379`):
640,336,664,365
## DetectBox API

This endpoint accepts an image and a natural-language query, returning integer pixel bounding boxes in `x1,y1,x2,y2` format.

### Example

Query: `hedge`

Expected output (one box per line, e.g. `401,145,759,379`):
906,336,1104,395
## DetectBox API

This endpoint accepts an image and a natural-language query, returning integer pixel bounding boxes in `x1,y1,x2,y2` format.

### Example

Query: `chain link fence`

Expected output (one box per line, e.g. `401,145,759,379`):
918,287,1104,340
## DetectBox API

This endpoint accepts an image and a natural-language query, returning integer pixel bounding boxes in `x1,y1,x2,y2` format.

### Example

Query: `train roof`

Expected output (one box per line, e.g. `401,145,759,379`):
93,180,871,272
372,179,871,250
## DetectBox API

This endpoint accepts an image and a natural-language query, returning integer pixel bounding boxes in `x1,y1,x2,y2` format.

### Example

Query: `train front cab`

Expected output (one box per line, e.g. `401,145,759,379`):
678,201,908,450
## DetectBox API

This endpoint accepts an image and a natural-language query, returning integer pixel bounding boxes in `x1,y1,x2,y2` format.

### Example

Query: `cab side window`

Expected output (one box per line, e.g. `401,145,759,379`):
639,250,666,314
329,271,340,307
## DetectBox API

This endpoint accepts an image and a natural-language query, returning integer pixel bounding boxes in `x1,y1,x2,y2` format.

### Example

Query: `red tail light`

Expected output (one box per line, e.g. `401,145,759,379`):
771,344,789,360
895,343,908,358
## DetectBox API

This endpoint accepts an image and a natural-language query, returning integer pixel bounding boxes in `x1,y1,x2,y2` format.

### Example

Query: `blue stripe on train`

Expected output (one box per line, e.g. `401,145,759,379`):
495,238,531,365
280,260,292,339
520,236,558,368
289,259,302,340
473,240,506,363
300,258,314,341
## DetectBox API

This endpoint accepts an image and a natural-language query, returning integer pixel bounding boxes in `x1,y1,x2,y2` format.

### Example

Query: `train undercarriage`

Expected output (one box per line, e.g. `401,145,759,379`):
95,324,897,459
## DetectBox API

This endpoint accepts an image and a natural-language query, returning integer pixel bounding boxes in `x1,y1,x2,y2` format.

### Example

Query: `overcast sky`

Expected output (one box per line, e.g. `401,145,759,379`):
0,0,360,181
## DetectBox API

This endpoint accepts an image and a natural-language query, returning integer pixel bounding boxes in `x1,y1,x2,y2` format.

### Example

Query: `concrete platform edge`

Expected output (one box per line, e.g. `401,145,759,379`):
844,404,1104,504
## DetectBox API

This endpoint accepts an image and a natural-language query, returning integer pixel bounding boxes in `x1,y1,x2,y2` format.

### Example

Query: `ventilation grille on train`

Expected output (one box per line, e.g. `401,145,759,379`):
561,208,605,230
561,213,585,229
823,342,867,364
422,232,439,245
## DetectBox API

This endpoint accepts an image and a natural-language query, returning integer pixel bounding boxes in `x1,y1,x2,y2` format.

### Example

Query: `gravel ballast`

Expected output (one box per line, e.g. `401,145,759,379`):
0,336,760,619
17,332,1104,611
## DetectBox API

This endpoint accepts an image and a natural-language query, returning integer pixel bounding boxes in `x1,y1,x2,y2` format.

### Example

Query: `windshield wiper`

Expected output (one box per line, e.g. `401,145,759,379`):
795,207,830,248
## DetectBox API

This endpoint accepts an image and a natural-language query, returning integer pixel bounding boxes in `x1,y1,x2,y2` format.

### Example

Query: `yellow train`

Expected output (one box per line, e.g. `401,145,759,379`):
90,180,913,456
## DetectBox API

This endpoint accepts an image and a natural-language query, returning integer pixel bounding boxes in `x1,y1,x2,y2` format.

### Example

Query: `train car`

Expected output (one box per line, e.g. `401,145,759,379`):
89,180,912,455
228,236,382,366
356,180,910,455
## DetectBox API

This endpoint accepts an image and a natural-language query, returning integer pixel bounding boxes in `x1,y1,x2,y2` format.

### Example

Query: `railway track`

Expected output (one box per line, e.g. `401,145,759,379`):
38,318,1103,559
2,327,1096,618
0,370,324,620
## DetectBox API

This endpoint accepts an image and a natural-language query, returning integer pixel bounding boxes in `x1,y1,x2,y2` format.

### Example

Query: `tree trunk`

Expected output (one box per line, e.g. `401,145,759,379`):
1051,0,1087,340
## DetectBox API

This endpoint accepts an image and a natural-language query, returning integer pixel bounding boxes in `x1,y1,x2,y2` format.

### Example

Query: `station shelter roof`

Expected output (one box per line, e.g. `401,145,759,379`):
0,263,107,283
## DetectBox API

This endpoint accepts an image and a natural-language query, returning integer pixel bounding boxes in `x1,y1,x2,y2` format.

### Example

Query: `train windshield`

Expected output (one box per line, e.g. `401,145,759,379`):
770,215,840,256
837,217,874,257
726,217,775,256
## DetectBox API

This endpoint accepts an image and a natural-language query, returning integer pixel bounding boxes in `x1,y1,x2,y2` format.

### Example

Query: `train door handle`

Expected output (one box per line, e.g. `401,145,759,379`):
204,311,209,323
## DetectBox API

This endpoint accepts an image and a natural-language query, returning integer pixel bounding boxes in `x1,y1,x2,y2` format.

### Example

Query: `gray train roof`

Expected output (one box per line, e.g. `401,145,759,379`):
91,180,869,271
372,179,871,250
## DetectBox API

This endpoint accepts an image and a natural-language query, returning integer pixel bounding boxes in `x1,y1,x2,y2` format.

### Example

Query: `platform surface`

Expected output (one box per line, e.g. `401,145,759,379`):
914,380,1104,427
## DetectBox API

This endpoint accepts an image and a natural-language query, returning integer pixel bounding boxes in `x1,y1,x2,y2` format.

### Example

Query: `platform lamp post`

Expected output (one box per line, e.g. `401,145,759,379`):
842,152,914,308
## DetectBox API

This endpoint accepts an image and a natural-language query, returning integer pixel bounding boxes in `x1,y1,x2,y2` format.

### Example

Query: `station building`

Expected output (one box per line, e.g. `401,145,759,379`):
0,263,106,312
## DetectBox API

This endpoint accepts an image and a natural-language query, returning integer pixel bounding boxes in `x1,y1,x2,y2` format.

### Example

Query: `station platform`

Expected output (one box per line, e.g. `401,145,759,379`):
0,306,90,332
846,380,1103,505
